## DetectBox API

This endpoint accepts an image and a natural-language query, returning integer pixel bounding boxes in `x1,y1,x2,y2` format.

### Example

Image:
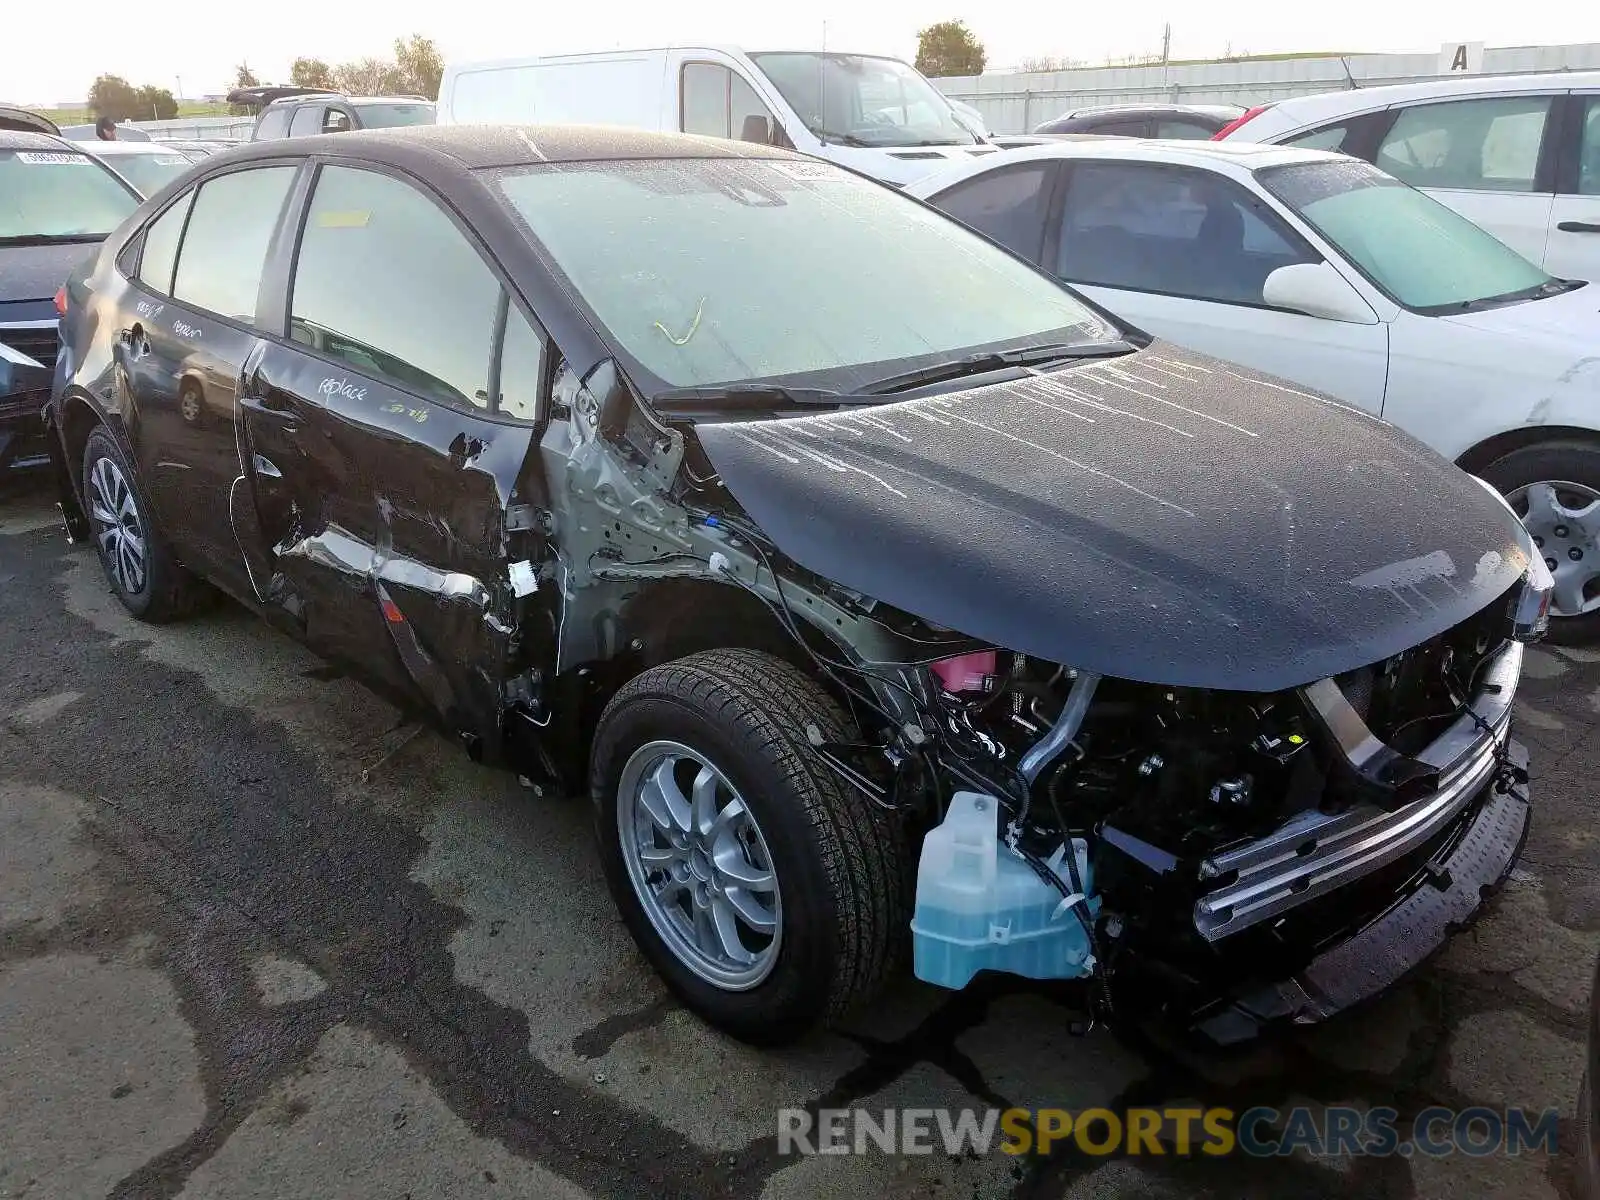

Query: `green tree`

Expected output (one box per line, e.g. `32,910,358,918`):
234,63,260,89
290,57,337,90
334,57,407,96
135,85,178,121
393,34,444,100
88,74,141,121
915,20,986,78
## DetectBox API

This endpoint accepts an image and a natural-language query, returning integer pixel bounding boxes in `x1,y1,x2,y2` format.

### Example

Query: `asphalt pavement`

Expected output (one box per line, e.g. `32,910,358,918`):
1,480,1596,1200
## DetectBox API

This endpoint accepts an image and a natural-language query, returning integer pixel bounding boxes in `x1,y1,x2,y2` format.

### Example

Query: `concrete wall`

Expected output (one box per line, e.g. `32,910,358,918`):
937,42,1600,133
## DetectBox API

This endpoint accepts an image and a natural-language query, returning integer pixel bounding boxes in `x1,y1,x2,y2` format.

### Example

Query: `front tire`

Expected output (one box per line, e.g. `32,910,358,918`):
82,425,205,623
590,649,904,1044
1480,440,1600,645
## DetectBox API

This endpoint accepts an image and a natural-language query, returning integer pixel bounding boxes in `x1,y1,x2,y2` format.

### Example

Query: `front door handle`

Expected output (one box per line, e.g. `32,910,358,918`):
1556,220,1600,234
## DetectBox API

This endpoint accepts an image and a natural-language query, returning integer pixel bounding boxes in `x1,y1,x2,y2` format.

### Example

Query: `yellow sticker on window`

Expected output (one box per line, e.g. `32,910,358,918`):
317,210,371,228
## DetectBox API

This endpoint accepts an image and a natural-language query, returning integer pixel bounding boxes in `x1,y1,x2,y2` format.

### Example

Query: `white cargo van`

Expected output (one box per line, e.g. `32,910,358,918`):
436,46,1004,185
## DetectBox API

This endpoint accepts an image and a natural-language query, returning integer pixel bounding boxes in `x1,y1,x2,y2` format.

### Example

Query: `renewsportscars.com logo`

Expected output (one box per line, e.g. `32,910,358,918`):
776,1105,1561,1159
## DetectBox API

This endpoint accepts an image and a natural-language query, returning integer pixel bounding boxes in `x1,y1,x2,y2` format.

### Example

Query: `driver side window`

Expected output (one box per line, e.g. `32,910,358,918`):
1056,162,1316,305
681,63,781,144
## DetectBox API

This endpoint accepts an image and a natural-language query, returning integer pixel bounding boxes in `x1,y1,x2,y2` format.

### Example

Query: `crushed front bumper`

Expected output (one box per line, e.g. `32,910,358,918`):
1196,736,1529,1044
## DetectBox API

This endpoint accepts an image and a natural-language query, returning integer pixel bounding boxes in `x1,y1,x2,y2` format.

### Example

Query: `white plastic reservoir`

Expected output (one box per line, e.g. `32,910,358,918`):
911,791,1097,990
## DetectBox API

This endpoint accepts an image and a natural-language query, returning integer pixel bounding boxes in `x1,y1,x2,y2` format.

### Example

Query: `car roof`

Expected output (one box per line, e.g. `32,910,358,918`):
218,124,802,172
0,105,60,135
1266,69,1600,123
904,137,1338,194
0,128,76,152
1063,103,1234,119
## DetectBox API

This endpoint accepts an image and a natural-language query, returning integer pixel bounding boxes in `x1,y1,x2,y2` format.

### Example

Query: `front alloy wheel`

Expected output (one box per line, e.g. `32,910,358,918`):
590,648,905,1044
618,741,782,990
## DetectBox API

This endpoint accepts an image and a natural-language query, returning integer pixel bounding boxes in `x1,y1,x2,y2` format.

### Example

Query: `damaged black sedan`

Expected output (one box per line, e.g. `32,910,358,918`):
47,126,1550,1045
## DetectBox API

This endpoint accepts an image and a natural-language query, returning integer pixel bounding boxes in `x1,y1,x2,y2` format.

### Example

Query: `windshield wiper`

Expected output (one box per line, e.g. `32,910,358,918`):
0,232,108,246
1451,278,1582,313
651,383,849,411
856,340,1136,396
809,128,875,148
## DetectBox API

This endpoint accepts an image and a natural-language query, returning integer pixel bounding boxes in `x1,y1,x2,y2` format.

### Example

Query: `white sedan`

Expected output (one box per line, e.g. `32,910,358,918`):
907,139,1600,641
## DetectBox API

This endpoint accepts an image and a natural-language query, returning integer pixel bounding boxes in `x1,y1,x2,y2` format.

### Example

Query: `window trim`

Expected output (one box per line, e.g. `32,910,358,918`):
1367,93,1565,195
1050,158,1324,309
279,158,553,426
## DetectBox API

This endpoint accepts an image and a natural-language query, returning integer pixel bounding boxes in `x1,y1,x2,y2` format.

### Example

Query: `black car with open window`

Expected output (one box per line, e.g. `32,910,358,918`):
46,126,1548,1046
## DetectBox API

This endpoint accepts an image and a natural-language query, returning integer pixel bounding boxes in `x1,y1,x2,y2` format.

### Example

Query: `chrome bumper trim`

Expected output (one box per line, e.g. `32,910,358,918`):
1193,641,1522,943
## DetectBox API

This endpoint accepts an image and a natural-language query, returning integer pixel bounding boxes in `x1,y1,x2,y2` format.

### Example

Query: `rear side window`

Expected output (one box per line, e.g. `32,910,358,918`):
289,166,500,411
1375,96,1554,193
137,193,192,294
255,107,292,140
931,164,1053,262
1085,118,1148,137
1285,123,1359,153
1154,120,1214,140
1578,97,1600,196
1056,161,1314,305
289,106,324,137
172,166,296,322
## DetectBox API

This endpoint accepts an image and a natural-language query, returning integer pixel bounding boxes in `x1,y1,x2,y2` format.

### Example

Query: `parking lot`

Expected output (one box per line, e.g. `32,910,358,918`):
2,473,1595,1199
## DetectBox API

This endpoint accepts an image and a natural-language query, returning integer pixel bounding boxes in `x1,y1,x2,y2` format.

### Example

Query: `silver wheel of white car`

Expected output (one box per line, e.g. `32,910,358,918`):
1508,480,1600,618
1483,440,1600,645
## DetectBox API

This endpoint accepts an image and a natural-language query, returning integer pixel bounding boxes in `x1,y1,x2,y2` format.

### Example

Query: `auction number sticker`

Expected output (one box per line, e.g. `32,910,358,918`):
15,151,90,165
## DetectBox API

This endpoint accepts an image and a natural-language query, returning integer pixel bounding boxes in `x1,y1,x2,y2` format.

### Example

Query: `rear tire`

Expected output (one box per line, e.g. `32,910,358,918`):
82,425,206,623
590,648,904,1044
1480,440,1600,646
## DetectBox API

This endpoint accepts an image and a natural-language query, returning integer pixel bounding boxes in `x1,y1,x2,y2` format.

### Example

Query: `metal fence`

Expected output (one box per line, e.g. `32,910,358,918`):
126,115,254,141
936,42,1600,133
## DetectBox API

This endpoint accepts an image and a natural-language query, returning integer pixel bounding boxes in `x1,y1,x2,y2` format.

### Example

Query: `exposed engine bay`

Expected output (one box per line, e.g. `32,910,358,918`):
525,358,1544,1041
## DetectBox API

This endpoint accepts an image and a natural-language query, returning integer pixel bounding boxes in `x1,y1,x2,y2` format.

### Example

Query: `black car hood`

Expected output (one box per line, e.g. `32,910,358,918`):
695,344,1530,691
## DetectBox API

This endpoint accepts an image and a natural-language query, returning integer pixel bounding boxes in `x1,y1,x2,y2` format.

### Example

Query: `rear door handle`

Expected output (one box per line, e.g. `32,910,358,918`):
1556,220,1600,233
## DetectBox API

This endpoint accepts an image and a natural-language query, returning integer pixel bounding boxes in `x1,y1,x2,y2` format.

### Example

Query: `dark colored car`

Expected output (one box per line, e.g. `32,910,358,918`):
47,126,1547,1046
0,106,60,136
1034,103,1246,138
2,130,141,477
230,87,435,141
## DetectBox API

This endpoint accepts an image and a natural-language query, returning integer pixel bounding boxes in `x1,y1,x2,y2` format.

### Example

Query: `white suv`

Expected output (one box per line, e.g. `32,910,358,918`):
1216,72,1600,282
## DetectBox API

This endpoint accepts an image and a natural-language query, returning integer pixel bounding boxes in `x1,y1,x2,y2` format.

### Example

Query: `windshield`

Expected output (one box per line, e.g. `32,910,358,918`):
1259,158,1553,312
353,102,435,129
0,149,138,240
100,151,193,197
491,157,1113,393
749,53,976,147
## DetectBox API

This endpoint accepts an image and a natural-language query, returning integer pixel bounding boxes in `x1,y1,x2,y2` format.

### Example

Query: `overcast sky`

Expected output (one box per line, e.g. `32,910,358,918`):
6,0,1596,104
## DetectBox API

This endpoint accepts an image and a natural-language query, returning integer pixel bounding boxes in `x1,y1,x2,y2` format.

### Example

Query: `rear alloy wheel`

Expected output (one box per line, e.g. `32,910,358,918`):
591,648,905,1044
1482,441,1600,645
82,425,206,623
